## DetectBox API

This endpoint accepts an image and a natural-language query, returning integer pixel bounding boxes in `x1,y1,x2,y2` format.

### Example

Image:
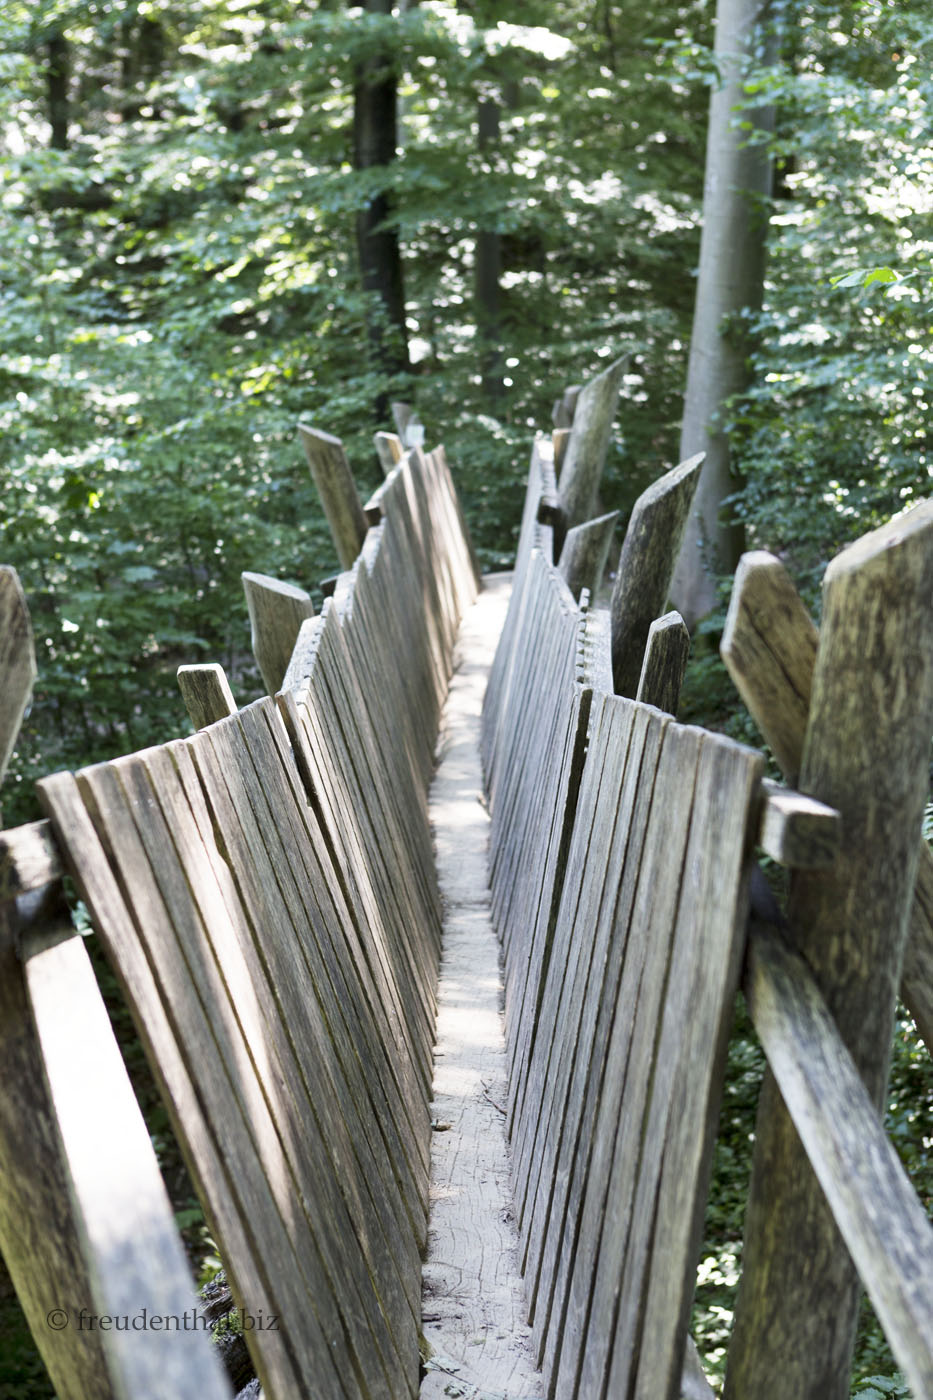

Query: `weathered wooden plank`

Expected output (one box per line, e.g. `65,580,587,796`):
720,547,933,1051
0,566,36,797
622,731,762,1400
552,386,580,431
725,501,933,1400
758,780,840,869
0,898,117,1400
556,358,626,528
720,550,818,786
552,427,571,474
177,663,237,730
549,720,700,1398
37,768,309,1400
298,424,369,569
557,510,618,601
610,454,704,697
24,919,233,1400
241,571,315,695
374,430,403,475
636,610,690,715
744,917,933,1399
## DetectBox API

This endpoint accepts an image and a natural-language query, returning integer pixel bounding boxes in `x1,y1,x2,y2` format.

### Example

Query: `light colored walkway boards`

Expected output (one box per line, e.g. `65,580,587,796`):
421,576,545,1400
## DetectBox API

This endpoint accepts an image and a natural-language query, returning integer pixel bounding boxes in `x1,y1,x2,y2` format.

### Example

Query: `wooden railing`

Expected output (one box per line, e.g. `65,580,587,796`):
481,430,933,1400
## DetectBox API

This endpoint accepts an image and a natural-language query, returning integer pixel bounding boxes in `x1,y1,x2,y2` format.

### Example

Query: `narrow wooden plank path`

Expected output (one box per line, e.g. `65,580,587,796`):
421,574,545,1400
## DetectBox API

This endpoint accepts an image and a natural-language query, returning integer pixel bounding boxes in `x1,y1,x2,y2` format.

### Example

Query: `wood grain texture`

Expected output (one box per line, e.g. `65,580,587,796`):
298,423,369,569
241,571,315,695
635,610,690,715
726,501,933,1400
420,577,544,1400
757,781,840,869
610,454,704,697
24,919,233,1400
721,545,933,1052
744,917,933,1400
720,549,818,786
177,663,237,730
0,566,36,796
557,510,618,601
0,898,117,1400
555,359,626,528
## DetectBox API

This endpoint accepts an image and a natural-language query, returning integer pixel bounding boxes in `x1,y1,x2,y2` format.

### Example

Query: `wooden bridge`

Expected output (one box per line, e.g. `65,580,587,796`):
1,383,932,1400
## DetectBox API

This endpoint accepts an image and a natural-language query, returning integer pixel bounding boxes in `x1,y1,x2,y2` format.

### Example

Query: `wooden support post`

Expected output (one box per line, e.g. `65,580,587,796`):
374,431,403,476
609,454,704,698
551,384,580,430
0,569,37,802
558,510,618,602
724,502,933,1400
720,548,933,1054
391,400,413,441
297,424,368,569
556,358,626,528
281,617,321,695
635,610,690,715
177,664,237,731
552,427,571,476
241,572,315,696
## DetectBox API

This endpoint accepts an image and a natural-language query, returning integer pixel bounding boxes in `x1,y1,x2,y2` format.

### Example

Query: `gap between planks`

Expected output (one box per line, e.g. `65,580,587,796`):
421,573,545,1400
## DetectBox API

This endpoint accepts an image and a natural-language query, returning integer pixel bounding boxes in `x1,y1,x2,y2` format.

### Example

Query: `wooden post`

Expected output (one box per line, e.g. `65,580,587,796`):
241,572,315,696
297,425,368,569
635,611,690,715
609,454,703,697
552,427,571,477
720,549,933,1053
558,511,618,601
374,431,402,476
391,400,413,441
551,384,580,430
177,664,237,731
0,569,37,801
724,502,933,1400
556,359,627,528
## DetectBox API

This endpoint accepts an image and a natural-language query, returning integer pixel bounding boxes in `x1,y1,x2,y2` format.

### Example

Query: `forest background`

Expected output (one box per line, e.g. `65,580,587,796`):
0,1,931,1397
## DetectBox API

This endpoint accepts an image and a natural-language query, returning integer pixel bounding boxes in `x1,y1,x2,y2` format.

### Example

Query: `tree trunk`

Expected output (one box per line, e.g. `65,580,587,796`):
476,99,503,406
353,0,410,400
670,0,776,627
46,34,70,150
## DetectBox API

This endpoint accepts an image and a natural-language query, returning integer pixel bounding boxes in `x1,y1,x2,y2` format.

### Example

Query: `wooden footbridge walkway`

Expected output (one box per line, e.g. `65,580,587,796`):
1,377,933,1400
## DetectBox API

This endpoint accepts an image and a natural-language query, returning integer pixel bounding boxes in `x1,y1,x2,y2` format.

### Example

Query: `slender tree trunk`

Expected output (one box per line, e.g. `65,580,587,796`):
670,0,775,627
46,34,70,150
353,0,410,398
476,98,504,406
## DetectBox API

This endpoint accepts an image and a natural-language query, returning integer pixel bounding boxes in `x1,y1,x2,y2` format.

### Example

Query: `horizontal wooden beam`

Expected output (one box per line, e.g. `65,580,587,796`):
743,918,933,1399
757,781,840,869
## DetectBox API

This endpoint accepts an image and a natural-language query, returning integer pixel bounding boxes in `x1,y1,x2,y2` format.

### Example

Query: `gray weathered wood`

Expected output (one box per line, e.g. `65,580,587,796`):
551,385,580,430
0,566,36,798
558,510,618,601
552,427,571,475
720,547,933,1052
241,571,314,695
610,454,704,697
635,610,690,715
392,401,414,441
682,1336,716,1400
743,918,933,1399
375,431,403,475
556,359,626,527
177,663,237,731
297,424,369,568
720,550,819,786
757,780,840,869
725,501,933,1400
24,919,233,1400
